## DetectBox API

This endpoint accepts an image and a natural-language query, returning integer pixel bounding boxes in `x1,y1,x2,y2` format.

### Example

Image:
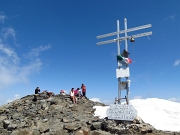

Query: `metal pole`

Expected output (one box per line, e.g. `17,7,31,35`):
117,20,121,104
117,20,120,55
124,18,129,104
124,18,128,51
118,76,120,104
126,77,129,105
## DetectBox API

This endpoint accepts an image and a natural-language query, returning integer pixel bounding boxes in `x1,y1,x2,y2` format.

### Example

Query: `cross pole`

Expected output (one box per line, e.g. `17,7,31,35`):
96,18,152,104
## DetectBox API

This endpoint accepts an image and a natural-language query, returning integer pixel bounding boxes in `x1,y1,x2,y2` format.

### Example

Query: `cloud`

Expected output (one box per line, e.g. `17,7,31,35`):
6,94,21,103
133,95,143,99
173,59,180,67
90,98,101,102
0,43,42,88
0,42,21,87
27,45,51,58
2,27,16,40
90,98,113,105
168,98,180,103
0,31,50,89
164,15,176,21
1,27,19,46
0,12,51,89
169,15,176,20
0,44,49,88
0,12,7,23
15,58,42,82
103,100,113,105
0,42,19,63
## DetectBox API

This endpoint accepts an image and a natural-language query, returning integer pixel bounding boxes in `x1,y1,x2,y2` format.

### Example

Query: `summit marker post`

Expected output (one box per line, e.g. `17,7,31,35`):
96,18,152,105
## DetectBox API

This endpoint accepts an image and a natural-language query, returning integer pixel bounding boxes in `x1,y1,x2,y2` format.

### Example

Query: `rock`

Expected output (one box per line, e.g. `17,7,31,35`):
8,123,17,130
63,117,71,123
133,116,144,124
0,93,177,135
51,104,63,110
32,130,41,135
75,130,85,135
81,126,90,135
0,116,6,122
10,129,32,135
38,121,50,133
17,106,23,112
19,122,26,128
53,129,65,135
0,107,6,114
91,130,112,135
47,97,58,105
91,122,102,130
3,120,11,129
64,123,81,131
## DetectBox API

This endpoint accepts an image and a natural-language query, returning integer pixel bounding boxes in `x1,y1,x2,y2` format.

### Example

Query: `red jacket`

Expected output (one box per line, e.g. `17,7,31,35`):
81,86,86,92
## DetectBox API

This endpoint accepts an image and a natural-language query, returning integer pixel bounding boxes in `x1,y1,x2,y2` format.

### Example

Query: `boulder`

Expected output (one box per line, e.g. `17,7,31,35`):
91,130,112,135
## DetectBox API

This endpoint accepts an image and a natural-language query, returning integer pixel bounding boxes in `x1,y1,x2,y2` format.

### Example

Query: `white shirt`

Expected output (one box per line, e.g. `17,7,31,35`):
70,91,74,96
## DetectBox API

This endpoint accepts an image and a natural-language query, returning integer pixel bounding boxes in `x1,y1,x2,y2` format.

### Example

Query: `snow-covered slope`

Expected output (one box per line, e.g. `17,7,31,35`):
93,98,180,132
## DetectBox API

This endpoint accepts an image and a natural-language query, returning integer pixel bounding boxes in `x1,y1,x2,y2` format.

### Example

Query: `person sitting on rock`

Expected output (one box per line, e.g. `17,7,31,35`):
47,91,54,98
70,88,77,103
35,87,40,94
75,88,82,97
74,88,78,96
60,90,66,95
42,90,48,93
42,90,54,98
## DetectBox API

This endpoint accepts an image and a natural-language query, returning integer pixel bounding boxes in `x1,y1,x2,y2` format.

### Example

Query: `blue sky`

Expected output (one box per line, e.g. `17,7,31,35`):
0,0,180,105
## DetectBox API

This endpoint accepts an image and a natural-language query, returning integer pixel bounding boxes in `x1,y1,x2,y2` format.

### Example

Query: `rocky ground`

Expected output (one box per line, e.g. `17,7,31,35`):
0,93,179,135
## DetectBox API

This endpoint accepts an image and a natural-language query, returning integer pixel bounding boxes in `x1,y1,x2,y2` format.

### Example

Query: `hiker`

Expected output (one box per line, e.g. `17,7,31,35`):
74,88,78,96
81,84,86,97
77,88,82,97
42,90,47,93
60,90,66,95
47,91,54,98
35,87,40,94
70,88,77,103
74,88,82,97
42,90,54,98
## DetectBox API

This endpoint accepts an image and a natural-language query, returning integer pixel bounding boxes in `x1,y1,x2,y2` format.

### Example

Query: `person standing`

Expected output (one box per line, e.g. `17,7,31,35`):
81,84,86,97
35,87,40,94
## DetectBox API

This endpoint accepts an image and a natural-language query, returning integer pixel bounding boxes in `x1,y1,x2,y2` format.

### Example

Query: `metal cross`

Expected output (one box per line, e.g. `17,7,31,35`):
96,18,152,104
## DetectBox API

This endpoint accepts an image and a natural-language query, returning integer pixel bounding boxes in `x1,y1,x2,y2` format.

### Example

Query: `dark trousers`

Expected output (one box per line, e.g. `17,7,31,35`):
82,92,86,97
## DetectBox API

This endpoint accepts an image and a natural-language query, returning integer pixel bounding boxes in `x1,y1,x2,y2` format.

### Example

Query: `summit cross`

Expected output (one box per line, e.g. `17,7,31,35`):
96,18,152,104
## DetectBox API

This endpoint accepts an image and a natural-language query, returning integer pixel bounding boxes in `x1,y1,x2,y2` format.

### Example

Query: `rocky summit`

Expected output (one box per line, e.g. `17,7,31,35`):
0,93,179,135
